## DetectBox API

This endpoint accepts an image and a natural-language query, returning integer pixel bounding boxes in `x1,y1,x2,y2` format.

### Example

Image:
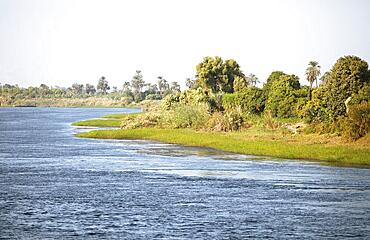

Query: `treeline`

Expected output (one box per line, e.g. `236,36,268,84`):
161,55,369,140
0,70,181,106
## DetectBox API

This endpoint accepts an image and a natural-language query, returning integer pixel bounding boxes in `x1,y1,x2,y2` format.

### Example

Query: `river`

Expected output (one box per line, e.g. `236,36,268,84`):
0,107,369,239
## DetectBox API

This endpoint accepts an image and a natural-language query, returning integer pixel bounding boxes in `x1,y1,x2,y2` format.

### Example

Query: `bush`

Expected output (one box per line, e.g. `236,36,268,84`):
120,112,161,129
341,102,370,141
206,108,244,132
264,110,279,130
222,87,265,114
160,103,210,129
265,74,306,118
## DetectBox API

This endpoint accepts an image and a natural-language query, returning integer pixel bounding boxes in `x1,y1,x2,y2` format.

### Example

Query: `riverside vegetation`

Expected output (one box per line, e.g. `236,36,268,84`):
73,55,370,166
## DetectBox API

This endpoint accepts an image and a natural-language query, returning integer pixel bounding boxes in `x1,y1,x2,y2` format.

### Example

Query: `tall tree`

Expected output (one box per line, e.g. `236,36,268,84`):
131,70,145,102
157,76,169,97
122,82,132,97
195,56,244,93
305,61,321,99
97,76,110,94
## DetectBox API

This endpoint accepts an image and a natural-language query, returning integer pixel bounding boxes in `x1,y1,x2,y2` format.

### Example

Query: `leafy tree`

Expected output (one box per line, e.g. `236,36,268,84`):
85,84,96,95
97,76,110,94
306,55,369,121
305,61,321,99
262,71,286,96
195,56,244,93
131,70,145,102
265,74,303,117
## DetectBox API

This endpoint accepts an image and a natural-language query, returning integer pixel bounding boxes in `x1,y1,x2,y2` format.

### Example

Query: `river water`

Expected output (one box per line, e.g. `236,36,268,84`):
0,107,369,239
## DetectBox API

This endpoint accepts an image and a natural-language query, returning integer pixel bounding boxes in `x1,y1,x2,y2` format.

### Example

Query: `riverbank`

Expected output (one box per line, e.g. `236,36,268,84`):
74,115,370,166
0,97,160,109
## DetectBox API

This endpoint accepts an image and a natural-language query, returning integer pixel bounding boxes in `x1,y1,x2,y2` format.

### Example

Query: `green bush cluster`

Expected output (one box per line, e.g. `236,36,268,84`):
341,102,370,140
206,108,245,132
222,87,264,114
160,103,210,129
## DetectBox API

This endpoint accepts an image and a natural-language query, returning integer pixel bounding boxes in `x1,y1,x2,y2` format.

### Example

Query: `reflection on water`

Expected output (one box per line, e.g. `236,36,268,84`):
1,107,370,239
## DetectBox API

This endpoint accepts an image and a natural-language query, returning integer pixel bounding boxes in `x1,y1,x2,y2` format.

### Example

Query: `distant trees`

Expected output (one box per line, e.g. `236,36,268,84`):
246,74,259,87
185,78,196,89
170,81,181,93
85,84,96,95
71,83,83,96
97,76,110,94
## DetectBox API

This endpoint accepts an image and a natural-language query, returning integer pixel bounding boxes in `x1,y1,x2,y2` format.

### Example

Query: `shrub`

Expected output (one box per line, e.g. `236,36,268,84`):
264,110,279,130
341,102,370,141
222,87,265,114
206,108,244,132
120,112,161,129
265,74,306,118
160,103,210,129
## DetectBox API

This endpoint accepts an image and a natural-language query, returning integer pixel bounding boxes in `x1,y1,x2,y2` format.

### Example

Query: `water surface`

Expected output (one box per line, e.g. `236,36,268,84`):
1,107,369,239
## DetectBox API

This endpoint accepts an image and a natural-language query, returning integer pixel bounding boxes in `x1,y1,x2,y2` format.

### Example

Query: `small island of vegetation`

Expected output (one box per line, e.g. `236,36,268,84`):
71,55,370,166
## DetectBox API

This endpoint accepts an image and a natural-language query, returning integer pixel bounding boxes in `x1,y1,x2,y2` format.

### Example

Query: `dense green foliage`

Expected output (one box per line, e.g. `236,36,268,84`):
159,55,369,141
304,56,369,121
195,56,244,93
222,87,264,114
265,74,307,118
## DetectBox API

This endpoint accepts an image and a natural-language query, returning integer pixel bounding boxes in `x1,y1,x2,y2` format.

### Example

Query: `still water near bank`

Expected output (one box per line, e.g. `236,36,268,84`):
0,107,369,239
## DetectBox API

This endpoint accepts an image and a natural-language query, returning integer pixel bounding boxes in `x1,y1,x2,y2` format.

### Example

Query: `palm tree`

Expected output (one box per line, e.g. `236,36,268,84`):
305,61,321,99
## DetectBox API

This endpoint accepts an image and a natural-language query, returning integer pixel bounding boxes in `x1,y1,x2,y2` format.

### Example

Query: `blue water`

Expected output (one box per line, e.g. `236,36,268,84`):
0,107,370,239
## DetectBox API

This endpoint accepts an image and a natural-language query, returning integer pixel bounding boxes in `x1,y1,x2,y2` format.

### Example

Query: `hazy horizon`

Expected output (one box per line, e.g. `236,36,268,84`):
1,0,369,89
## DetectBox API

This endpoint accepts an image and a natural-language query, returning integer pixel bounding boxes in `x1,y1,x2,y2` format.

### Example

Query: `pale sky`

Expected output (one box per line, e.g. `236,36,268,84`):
0,0,369,89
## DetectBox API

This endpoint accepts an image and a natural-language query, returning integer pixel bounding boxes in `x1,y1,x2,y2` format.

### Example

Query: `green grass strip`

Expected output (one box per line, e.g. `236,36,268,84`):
72,119,121,127
76,128,370,166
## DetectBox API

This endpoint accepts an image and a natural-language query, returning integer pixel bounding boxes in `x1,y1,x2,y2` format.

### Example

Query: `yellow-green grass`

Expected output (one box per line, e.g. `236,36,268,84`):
101,112,142,119
72,119,121,127
76,128,370,166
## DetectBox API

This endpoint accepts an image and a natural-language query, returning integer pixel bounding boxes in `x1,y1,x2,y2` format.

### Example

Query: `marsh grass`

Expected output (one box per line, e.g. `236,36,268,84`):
76,127,370,166
72,119,121,127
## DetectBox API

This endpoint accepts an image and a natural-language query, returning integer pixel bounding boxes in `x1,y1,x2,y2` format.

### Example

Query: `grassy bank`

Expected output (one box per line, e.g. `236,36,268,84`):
1,97,161,108
75,126,370,166
72,119,122,127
